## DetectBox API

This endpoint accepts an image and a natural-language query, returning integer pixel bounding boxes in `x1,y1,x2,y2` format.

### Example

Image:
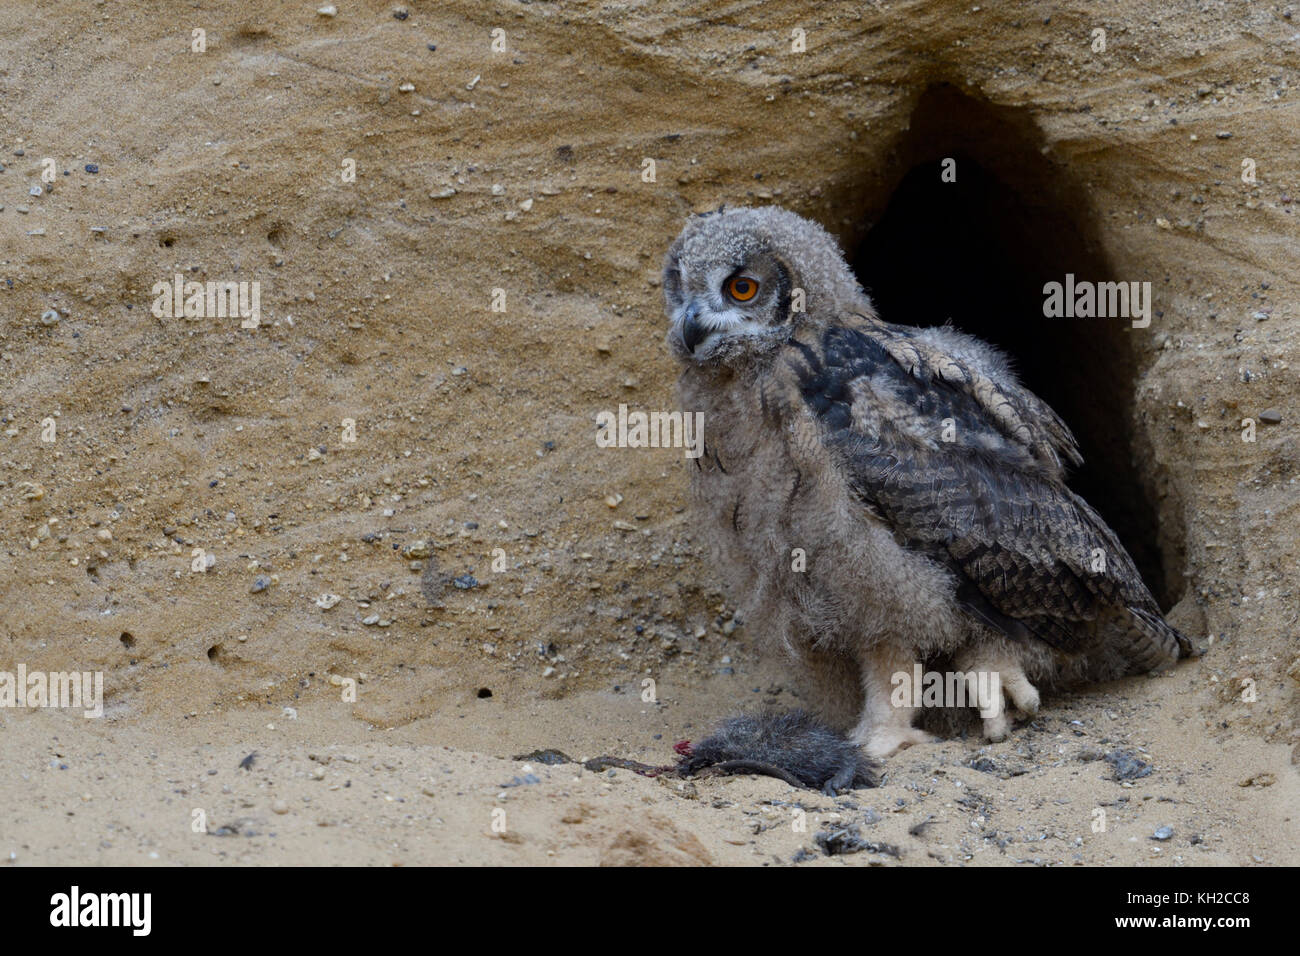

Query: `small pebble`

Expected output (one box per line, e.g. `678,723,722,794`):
272,799,289,814
1152,825,1174,841
250,575,271,593
84,164,98,174
1106,749,1152,781
317,4,337,16
1258,408,1282,424
39,309,59,326
500,774,541,787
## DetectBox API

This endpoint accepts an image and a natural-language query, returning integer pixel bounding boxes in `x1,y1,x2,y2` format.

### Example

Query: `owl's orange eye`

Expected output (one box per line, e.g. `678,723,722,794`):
726,275,760,302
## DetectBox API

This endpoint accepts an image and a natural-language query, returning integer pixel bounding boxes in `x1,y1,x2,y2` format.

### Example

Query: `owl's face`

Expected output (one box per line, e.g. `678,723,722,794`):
662,206,863,366
662,208,800,365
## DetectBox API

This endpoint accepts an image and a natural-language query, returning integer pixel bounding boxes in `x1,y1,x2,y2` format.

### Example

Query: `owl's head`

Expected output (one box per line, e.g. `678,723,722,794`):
662,205,866,365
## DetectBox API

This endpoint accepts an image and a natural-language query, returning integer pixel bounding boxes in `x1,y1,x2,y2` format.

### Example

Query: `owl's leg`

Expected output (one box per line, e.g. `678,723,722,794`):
851,644,937,758
797,646,864,734
954,646,1040,742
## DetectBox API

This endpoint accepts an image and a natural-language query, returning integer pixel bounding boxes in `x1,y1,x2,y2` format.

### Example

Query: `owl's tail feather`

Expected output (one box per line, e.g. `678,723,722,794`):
1126,606,1200,672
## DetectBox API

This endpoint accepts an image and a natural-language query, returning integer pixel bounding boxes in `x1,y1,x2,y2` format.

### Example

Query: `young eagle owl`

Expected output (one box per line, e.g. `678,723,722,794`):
662,205,1196,758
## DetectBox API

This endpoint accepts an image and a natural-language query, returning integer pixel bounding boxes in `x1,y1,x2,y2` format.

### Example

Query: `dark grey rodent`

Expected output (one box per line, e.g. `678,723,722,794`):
677,710,877,795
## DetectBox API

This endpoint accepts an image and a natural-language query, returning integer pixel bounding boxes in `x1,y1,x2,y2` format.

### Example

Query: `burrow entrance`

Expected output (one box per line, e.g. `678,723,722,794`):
851,85,1179,606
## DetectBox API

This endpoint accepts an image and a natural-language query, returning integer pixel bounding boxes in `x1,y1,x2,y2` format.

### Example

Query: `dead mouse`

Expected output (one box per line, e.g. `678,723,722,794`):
676,710,877,795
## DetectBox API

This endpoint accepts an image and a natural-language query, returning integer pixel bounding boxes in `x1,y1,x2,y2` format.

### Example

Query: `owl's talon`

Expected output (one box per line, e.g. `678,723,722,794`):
973,657,1040,741
1006,677,1040,716
982,711,1011,742
859,726,937,759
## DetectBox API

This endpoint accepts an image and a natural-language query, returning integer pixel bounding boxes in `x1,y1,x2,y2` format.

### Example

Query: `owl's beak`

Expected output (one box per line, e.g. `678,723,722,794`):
679,302,705,354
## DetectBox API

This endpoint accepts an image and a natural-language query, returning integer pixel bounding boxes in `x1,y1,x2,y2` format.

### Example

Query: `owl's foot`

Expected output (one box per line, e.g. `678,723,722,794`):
853,646,938,757
973,658,1040,742
856,725,937,759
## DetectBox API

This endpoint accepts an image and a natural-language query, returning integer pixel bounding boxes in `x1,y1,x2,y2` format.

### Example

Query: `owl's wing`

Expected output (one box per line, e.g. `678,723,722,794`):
783,319,1179,656
864,316,1083,474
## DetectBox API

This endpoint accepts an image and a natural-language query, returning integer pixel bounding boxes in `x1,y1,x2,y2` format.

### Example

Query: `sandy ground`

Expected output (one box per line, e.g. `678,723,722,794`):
1,1,1297,865
4,657,1296,866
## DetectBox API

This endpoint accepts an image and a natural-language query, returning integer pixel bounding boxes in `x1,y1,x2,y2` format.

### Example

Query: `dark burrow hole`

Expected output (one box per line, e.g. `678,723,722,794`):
207,644,222,663
476,687,493,699
119,631,135,649
851,85,1180,607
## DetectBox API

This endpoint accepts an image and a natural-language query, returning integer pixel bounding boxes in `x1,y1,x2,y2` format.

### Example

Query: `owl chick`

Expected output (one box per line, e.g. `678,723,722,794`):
663,205,1196,758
